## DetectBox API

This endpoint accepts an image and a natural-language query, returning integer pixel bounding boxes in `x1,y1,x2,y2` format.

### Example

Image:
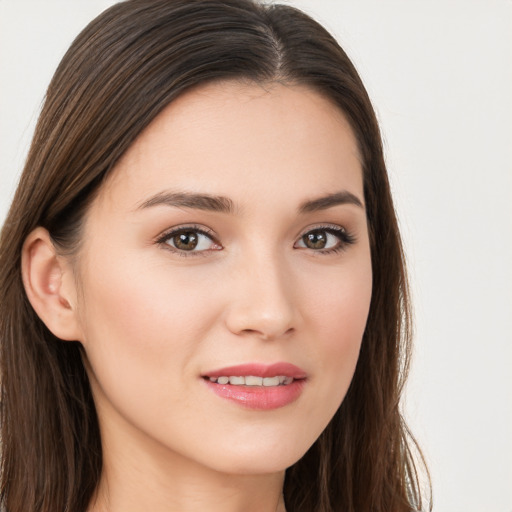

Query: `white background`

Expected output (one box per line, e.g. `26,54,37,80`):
1,1,511,511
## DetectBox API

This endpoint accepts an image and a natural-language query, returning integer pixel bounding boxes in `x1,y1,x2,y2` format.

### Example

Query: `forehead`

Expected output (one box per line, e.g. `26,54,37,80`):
95,81,363,213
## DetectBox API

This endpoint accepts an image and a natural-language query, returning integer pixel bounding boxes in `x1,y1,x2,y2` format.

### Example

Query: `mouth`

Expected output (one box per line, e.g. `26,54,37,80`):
201,362,307,410
205,375,295,386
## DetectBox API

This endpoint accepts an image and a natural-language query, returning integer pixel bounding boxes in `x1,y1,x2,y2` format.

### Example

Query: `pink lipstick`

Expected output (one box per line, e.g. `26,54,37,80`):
202,362,307,410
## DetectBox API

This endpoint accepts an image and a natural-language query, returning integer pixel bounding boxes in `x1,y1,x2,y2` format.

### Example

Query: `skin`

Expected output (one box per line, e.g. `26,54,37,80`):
29,82,373,512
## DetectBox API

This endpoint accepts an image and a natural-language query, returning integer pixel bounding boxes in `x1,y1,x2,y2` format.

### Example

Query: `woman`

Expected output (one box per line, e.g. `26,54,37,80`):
0,0,429,511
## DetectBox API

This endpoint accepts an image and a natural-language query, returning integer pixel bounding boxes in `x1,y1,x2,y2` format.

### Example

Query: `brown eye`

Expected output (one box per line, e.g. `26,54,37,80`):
294,226,355,253
303,231,328,249
173,231,199,251
160,227,221,254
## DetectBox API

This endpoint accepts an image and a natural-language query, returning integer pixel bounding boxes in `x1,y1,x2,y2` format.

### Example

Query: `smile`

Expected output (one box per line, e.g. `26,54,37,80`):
207,376,294,386
202,362,307,410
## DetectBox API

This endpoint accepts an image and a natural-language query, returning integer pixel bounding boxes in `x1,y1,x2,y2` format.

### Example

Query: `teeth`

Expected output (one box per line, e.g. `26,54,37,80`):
208,375,295,386
245,376,263,386
263,376,280,386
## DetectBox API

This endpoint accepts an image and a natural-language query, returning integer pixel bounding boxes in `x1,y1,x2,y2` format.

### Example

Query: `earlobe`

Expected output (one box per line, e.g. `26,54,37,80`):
21,227,82,341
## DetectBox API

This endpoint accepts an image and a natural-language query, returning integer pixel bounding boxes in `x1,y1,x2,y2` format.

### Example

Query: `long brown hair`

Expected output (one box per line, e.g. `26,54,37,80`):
0,1,430,511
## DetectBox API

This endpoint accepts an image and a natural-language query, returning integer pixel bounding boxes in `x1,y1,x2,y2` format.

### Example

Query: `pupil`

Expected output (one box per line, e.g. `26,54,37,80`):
305,231,326,249
174,232,198,250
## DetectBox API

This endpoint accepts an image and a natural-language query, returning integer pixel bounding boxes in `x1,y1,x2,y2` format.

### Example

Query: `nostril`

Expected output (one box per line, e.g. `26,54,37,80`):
239,326,295,341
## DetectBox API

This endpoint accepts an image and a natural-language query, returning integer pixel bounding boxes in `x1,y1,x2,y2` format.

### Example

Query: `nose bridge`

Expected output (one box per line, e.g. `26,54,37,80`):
225,246,296,340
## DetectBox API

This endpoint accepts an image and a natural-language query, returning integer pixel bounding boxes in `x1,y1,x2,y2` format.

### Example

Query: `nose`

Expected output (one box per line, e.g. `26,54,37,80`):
223,253,297,341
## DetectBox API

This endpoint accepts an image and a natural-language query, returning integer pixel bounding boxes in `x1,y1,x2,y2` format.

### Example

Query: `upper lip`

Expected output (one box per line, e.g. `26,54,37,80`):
202,362,307,379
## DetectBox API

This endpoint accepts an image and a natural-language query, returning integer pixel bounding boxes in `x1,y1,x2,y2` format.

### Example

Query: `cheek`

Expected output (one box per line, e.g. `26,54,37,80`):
301,257,372,410
304,251,372,343
80,254,217,347
76,255,220,405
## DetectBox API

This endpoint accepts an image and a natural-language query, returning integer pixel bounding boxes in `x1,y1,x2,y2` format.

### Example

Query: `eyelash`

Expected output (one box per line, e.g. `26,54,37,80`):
295,224,357,255
156,225,220,257
156,224,356,257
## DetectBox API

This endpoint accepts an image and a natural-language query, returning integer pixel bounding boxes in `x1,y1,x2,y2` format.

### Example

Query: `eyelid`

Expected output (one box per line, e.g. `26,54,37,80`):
297,222,342,236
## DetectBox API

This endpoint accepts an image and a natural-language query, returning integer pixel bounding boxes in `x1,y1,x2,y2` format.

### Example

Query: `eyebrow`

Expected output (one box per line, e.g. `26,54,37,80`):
137,189,364,214
137,191,235,213
298,191,364,213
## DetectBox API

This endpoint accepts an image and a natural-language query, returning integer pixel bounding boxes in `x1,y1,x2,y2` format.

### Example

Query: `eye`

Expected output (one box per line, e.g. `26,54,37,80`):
294,226,355,253
158,226,221,255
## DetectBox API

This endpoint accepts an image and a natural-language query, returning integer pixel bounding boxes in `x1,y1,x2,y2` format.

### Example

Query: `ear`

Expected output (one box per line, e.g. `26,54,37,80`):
21,227,82,341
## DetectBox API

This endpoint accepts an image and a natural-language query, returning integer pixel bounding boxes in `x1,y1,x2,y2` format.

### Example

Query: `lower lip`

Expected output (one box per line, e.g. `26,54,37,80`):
203,379,305,410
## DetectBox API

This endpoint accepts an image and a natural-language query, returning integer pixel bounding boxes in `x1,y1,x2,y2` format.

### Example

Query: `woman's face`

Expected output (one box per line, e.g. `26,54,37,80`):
73,81,372,475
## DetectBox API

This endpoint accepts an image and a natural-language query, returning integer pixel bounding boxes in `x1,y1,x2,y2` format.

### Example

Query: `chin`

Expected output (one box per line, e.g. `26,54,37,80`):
193,430,318,476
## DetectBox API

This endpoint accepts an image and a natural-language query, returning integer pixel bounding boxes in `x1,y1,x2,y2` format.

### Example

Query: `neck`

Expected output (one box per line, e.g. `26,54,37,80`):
90,468,286,512
87,414,286,512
